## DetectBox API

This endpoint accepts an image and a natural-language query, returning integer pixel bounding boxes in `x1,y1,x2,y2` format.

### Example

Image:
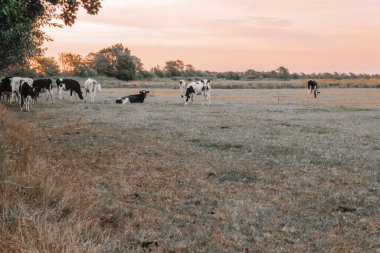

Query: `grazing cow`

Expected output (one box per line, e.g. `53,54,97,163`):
56,78,83,100
181,79,211,105
33,79,54,103
115,90,150,104
84,78,101,103
307,79,320,98
19,81,36,112
0,77,12,104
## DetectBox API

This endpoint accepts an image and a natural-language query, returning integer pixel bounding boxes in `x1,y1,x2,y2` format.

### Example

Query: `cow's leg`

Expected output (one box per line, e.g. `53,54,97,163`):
49,89,54,103
122,98,129,104
26,97,29,112
58,87,63,100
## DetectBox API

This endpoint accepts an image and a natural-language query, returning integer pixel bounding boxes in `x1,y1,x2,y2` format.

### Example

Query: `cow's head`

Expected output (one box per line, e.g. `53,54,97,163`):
22,82,36,99
201,79,211,91
139,90,149,97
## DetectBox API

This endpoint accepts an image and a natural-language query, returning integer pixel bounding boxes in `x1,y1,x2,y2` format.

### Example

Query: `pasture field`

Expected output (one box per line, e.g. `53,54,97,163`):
1,88,380,252
52,77,380,89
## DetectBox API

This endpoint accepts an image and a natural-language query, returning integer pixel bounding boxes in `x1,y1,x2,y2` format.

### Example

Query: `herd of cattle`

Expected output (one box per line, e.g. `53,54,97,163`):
0,77,104,111
0,77,153,112
0,77,319,112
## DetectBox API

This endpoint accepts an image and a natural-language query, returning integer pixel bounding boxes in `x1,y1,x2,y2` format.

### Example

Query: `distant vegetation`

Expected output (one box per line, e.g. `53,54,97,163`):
1,43,380,86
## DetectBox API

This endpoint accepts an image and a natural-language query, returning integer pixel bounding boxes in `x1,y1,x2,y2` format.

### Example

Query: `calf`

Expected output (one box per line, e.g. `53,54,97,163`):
19,81,36,112
84,78,101,103
115,90,150,104
56,78,83,100
33,79,54,103
182,79,211,105
0,77,12,104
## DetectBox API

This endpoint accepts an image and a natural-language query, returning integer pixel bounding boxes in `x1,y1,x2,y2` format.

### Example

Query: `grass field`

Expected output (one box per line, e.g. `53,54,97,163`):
0,87,380,252
54,77,380,89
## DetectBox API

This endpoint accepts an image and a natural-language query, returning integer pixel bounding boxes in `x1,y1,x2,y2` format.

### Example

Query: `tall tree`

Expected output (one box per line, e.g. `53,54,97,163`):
0,0,102,71
30,55,60,76
276,66,290,80
92,44,142,81
58,52,84,74
163,60,185,77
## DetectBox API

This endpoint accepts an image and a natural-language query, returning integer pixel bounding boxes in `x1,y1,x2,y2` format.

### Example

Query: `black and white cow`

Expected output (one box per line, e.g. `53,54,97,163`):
0,77,12,104
181,79,211,105
307,79,319,98
115,90,150,104
19,81,36,112
56,78,83,100
33,78,54,103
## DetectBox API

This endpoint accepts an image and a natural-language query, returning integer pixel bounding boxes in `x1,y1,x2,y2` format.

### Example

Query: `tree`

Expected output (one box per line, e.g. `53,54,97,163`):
276,66,290,80
58,52,84,74
30,55,60,76
164,60,185,77
0,0,102,71
91,44,142,80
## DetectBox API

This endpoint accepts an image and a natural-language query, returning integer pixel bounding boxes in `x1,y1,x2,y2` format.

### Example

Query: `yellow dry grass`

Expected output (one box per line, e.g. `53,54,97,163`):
0,87,379,252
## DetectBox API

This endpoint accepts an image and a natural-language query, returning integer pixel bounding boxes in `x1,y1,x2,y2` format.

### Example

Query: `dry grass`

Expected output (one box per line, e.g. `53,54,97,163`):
1,88,380,252
53,77,380,89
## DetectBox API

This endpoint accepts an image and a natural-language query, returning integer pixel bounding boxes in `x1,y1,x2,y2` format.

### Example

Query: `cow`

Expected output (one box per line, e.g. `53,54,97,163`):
9,77,23,103
0,77,12,104
115,90,150,104
181,79,211,105
33,79,54,103
179,79,186,95
19,81,36,112
56,78,83,100
84,78,101,103
307,79,320,98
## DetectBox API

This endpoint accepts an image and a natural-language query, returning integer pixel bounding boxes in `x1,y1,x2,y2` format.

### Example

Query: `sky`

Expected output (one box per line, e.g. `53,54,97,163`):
43,0,380,74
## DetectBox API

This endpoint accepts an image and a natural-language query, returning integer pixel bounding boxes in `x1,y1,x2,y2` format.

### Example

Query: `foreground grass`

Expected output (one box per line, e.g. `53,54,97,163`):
1,93,380,252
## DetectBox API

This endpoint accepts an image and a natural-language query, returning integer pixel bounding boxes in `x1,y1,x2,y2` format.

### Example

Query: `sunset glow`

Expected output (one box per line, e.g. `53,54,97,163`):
43,0,380,73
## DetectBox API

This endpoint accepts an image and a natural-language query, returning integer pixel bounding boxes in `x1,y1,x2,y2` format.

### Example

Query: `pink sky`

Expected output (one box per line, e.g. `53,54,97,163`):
43,0,380,74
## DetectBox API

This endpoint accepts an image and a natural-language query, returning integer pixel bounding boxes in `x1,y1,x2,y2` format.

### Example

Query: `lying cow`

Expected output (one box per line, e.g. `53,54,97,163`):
33,78,54,103
0,77,13,104
19,81,36,112
307,79,320,98
56,78,83,100
84,78,101,103
181,79,211,105
115,90,150,104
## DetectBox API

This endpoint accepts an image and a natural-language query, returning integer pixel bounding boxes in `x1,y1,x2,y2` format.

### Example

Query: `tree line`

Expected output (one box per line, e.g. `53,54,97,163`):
5,47,380,81
1,0,379,81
